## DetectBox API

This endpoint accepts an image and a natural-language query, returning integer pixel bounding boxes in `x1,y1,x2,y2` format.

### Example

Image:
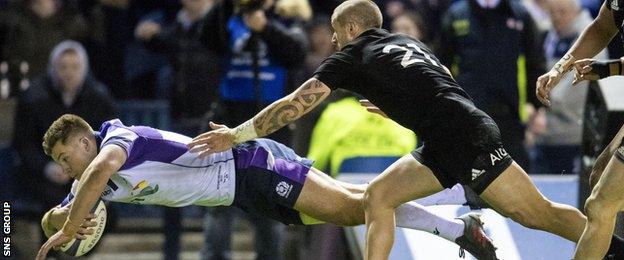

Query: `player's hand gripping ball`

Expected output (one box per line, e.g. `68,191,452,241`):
59,200,107,256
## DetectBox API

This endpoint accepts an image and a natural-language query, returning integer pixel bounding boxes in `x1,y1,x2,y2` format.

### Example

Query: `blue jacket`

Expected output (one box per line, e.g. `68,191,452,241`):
199,0,306,103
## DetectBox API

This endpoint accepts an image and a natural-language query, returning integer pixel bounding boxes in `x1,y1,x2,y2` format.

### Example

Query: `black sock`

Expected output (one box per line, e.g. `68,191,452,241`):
606,234,624,258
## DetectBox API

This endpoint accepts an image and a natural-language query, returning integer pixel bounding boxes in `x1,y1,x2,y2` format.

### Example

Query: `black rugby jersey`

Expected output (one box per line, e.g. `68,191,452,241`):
607,0,624,45
313,28,479,141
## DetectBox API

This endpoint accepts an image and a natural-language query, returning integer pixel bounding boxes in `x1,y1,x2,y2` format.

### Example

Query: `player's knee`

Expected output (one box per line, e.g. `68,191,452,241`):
585,195,618,223
363,181,389,210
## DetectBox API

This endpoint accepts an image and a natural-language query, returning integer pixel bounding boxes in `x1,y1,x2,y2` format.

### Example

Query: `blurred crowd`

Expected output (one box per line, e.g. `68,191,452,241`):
0,0,622,259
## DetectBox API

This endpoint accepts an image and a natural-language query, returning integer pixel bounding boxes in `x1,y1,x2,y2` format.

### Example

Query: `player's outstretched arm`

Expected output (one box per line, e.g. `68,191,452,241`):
536,2,619,106
36,145,126,260
253,78,331,136
188,78,331,156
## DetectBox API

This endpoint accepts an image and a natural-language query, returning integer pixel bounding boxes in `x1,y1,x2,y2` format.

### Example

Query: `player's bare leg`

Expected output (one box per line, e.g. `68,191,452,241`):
479,162,586,241
588,125,624,190
296,167,493,250
362,155,445,260
306,168,368,194
293,167,364,226
575,156,624,259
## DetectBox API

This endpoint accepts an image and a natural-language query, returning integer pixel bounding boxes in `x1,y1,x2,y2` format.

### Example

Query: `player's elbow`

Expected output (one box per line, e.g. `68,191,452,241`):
84,161,117,180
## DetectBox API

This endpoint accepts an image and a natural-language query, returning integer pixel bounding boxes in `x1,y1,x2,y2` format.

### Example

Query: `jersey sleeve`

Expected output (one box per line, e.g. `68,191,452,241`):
101,126,140,157
313,50,354,90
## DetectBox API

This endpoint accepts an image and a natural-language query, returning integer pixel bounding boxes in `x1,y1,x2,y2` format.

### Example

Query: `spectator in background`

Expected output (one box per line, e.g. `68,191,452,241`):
71,0,131,99
136,0,220,131
303,16,334,75
527,0,607,174
119,0,181,99
439,0,546,169
11,40,116,259
522,0,552,32
408,0,454,51
0,0,88,90
308,93,417,177
391,12,425,41
578,0,602,17
382,0,411,22
199,0,309,259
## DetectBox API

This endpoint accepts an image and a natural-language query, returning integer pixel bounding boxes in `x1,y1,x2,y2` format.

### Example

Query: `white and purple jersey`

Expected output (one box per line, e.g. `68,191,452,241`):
63,120,314,225
69,119,236,207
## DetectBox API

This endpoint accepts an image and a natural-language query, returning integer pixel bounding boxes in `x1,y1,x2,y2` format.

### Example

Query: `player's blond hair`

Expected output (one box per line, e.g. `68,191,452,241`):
332,0,382,29
43,114,93,156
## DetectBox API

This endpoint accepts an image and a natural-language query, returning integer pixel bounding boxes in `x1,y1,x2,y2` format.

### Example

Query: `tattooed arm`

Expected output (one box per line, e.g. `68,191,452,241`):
253,78,331,136
188,78,331,156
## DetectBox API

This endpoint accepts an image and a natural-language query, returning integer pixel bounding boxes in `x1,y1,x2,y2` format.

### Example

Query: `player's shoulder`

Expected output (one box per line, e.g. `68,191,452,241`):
99,119,139,143
99,119,132,136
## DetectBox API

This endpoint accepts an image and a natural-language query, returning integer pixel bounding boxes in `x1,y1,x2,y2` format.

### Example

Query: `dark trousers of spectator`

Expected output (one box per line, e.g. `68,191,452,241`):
530,144,581,175
164,207,182,260
202,206,282,260
299,224,350,260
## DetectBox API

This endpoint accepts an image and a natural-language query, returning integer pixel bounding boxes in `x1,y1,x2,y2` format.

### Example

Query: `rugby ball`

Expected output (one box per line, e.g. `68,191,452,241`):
59,200,107,256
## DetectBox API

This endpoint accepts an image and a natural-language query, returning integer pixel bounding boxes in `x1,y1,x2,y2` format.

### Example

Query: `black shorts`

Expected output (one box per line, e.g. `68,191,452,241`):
411,112,513,194
231,138,312,225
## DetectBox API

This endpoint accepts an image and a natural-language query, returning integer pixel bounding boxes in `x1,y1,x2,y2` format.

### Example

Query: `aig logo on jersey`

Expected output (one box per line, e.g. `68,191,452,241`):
490,148,508,166
612,0,620,11
276,181,293,198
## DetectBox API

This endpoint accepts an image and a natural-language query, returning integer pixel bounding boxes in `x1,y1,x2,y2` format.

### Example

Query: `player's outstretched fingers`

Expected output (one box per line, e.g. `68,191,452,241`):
188,134,212,151
573,59,594,74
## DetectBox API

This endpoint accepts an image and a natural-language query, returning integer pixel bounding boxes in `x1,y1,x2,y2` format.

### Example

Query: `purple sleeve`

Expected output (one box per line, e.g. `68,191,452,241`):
102,136,134,156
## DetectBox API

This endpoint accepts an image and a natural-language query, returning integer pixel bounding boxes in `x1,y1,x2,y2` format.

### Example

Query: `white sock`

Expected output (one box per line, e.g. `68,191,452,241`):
414,184,468,206
395,202,465,242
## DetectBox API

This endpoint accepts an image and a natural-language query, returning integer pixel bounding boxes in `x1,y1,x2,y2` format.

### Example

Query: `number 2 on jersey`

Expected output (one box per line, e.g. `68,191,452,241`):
383,43,439,68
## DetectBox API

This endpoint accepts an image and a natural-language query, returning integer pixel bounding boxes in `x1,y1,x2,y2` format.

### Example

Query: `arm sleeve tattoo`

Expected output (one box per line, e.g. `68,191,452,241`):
253,78,331,137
